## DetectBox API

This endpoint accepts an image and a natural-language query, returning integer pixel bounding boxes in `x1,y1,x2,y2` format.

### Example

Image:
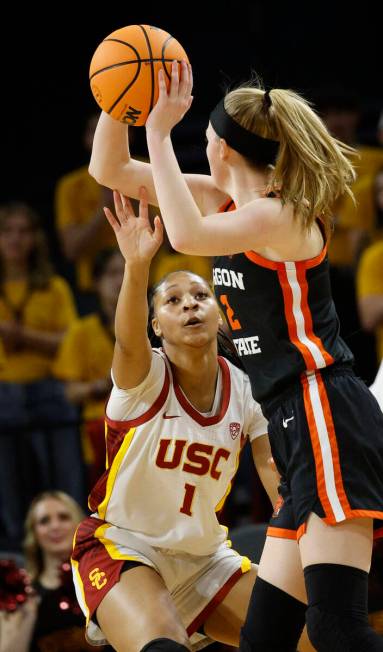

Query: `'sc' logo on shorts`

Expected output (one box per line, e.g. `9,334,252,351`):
89,567,107,590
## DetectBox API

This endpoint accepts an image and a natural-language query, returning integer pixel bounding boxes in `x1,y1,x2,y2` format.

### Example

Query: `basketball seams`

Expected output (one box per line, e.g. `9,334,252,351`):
138,25,155,114
107,60,142,115
161,35,173,81
90,25,188,126
90,58,182,81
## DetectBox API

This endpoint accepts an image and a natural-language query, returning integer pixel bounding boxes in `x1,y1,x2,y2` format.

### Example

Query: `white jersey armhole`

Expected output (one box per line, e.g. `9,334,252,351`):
106,349,166,421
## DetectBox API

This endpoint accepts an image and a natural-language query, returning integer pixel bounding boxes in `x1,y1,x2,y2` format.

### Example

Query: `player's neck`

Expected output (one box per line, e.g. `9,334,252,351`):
167,347,219,412
227,166,270,207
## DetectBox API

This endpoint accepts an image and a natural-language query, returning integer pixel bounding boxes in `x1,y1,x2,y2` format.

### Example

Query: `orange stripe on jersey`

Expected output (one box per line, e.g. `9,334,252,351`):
218,198,235,213
302,373,335,520
278,265,317,368
295,264,334,366
315,371,351,517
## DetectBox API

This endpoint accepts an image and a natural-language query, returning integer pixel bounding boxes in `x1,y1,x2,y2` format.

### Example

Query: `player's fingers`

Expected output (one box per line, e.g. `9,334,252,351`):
169,60,179,99
139,186,149,221
158,68,168,99
121,194,136,219
179,60,189,98
103,207,120,231
153,215,164,243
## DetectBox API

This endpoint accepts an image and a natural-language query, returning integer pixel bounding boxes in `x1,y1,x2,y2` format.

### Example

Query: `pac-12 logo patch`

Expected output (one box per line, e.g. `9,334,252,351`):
229,422,241,440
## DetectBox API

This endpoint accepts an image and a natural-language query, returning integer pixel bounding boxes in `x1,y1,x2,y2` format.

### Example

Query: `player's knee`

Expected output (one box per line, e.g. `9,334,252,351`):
140,638,190,652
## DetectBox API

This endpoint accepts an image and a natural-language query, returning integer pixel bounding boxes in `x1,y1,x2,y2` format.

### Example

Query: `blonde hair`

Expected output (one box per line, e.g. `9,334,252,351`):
23,491,84,580
224,86,357,235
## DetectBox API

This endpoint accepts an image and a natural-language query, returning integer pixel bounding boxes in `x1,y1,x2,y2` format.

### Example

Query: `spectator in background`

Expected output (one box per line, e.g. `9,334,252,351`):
0,491,94,652
0,202,85,547
54,113,117,308
315,90,383,267
357,238,383,364
149,227,212,290
53,248,124,487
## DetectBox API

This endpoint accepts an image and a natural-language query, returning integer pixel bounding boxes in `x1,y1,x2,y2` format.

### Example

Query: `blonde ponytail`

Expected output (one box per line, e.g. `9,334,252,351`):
224,86,357,235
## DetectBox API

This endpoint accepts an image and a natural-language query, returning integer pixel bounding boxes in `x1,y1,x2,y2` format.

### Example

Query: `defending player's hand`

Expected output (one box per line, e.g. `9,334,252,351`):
146,60,193,136
103,187,163,263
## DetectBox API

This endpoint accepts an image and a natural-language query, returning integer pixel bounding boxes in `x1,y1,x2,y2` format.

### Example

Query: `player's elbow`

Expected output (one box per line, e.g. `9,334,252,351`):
88,161,109,188
169,233,198,255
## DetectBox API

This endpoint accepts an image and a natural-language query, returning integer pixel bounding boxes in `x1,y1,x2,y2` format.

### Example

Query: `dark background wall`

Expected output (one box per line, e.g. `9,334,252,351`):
2,3,382,214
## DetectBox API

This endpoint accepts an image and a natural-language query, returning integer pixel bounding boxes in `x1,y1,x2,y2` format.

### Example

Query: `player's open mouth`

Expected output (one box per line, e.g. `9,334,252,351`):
184,317,202,327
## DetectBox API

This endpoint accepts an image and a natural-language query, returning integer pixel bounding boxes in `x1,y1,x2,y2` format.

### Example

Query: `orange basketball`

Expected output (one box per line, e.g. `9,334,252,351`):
89,25,189,127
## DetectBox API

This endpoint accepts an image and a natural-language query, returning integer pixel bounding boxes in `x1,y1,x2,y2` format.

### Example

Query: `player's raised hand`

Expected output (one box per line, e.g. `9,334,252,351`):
146,60,193,136
104,187,163,263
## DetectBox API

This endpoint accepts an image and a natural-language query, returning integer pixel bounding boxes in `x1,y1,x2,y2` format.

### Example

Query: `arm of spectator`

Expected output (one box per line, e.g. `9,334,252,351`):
65,377,112,405
60,186,114,262
0,321,64,356
0,596,39,652
251,434,280,507
358,295,383,332
356,243,383,331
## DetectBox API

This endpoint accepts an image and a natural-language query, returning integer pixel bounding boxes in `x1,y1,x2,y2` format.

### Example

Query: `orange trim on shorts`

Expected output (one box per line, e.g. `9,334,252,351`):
297,523,307,541
266,526,297,540
301,373,335,520
186,566,245,636
315,372,352,518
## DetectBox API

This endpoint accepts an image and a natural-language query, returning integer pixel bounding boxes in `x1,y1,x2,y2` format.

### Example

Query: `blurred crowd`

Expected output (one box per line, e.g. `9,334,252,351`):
0,90,383,649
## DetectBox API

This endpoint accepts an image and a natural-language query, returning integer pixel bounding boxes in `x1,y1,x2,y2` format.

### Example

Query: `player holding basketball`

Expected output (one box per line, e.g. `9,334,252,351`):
71,188,287,652
90,61,383,651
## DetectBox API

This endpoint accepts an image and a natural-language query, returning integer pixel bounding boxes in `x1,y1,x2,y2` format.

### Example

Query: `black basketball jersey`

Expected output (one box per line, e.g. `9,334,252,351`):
213,200,354,404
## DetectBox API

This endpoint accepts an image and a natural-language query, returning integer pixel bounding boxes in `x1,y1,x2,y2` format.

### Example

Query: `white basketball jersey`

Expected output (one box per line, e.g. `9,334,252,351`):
89,350,267,556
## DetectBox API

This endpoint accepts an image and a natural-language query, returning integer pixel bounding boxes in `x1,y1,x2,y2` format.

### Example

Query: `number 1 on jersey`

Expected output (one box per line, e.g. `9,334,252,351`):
180,483,196,516
219,294,242,331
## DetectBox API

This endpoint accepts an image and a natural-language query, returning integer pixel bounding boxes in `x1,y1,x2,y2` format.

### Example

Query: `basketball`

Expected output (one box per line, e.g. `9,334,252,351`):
89,25,189,127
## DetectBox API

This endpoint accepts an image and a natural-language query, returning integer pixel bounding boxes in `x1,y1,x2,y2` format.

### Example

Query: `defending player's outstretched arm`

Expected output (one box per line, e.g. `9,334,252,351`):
104,187,163,390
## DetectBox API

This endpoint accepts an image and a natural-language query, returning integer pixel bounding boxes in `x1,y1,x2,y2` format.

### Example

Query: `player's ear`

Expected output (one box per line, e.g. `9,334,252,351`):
219,138,230,160
152,317,162,337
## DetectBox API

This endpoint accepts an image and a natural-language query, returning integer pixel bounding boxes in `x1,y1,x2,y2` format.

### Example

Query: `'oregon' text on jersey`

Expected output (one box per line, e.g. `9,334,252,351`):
213,200,353,404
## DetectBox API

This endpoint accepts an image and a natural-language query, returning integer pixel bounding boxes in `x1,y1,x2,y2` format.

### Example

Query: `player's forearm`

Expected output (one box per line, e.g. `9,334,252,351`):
114,262,150,354
89,111,131,185
146,131,203,251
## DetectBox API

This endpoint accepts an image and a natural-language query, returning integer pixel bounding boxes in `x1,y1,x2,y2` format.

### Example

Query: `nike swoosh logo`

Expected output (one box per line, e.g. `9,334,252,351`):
282,416,294,428
163,414,180,419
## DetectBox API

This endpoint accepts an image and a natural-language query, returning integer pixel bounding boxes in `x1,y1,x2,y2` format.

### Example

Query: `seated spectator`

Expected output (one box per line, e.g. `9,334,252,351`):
53,249,124,486
0,202,85,547
0,491,94,652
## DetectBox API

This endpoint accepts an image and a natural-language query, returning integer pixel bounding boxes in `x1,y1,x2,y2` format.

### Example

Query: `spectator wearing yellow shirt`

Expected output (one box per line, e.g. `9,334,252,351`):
53,248,124,487
357,239,383,363
0,202,84,547
54,114,117,298
316,91,383,267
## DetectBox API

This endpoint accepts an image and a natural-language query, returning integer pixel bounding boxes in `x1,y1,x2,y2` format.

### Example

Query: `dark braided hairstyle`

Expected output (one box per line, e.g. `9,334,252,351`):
147,271,244,370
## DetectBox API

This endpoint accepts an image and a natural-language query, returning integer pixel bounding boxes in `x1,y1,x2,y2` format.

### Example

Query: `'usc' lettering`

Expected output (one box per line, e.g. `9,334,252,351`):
156,439,231,479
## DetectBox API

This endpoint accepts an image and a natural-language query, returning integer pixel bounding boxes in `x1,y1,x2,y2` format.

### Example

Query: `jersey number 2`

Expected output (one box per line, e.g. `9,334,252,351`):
180,483,196,516
219,294,242,331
